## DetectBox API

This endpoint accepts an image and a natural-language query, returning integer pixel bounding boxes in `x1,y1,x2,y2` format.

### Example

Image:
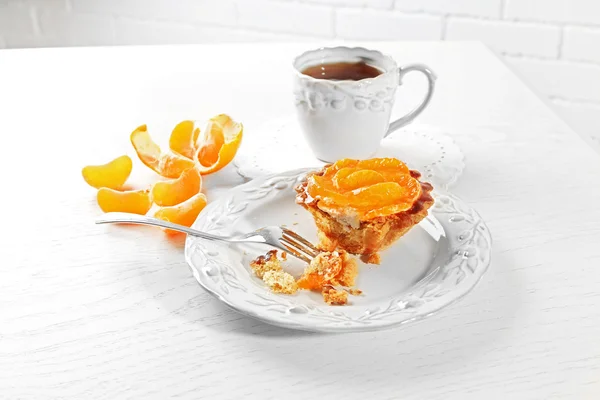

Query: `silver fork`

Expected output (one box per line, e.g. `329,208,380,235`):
95,212,320,263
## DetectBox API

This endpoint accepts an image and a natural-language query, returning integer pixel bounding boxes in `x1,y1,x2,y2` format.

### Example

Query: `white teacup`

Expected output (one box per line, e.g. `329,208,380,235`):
292,46,436,162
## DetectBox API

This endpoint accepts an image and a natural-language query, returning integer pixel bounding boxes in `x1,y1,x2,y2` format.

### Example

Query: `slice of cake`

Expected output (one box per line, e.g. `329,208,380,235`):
294,157,434,263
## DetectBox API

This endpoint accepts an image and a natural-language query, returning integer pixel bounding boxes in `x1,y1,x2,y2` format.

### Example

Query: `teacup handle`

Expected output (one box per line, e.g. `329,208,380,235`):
385,64,437,138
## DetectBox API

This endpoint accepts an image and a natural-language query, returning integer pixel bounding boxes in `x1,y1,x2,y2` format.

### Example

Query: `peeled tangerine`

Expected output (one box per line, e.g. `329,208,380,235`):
151,167,202,207
169,120,200,160
154,192,208,234
97,188,152,215
131,124,195,179
195,114,243,175
82,155,132,189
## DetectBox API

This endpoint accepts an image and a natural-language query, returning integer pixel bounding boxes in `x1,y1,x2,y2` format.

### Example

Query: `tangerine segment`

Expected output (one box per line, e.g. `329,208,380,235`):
151,167,202,207
336,170,385,191
352,182,406,204
154,192,208,234
195,114,243,175
329,159,359,171
196,119,225,167
169,120,200,159
97,188,152,215
308,175,350,206
82,155,132,189
357,158,409,172
332,168,354,189
131,125,195,179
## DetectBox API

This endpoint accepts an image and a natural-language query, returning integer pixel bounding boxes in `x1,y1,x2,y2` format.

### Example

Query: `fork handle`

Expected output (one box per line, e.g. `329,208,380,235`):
95,212,226,241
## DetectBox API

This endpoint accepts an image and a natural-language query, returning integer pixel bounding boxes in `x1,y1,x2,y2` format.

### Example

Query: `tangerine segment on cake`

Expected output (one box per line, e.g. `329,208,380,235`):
294,157,434,263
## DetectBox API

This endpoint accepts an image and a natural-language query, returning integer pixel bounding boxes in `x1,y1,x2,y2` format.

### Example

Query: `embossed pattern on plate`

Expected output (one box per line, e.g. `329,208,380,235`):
234,116,465,189
185,169,491,332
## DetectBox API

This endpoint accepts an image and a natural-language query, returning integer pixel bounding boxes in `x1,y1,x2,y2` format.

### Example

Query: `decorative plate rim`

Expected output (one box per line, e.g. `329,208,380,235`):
184,168,492,333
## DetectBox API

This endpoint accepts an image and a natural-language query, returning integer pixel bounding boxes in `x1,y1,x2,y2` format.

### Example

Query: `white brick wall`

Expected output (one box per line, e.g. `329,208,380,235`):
310,0,393,9
237,0,333,36
0,2,37,47
446,19,560,58
395,0,502,18
563,27,600,64
335,9,441,40
505,0,600,25
37,8,114,47
72,0,238,27
0,0,599,140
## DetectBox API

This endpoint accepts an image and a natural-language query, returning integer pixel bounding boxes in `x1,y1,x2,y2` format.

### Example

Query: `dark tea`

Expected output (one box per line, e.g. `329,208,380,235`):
301,61,383,81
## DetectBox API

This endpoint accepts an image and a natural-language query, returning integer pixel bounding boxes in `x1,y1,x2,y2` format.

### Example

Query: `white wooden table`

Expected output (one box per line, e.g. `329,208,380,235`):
2,42,600,400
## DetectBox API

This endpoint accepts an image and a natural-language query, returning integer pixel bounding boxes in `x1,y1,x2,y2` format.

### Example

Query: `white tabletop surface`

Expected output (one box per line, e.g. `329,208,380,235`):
1,41,600,400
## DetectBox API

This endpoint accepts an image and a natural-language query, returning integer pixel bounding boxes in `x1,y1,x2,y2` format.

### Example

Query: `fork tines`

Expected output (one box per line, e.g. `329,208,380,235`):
280,227,320,264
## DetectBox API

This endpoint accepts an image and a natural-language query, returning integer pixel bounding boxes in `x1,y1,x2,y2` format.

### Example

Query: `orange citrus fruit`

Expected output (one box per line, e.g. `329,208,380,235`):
154,192,208,234
151,167,202,207
130,124,195,179
169,120,200,160
82,155,132,189
97,188,152,215
195,114,243,175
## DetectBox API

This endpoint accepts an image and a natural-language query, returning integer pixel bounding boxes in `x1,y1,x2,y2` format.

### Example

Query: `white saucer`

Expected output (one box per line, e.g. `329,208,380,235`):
234,116,465,189
185,169,492,333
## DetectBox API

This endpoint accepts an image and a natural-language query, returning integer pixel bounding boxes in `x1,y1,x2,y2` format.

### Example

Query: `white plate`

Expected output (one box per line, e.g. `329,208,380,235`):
234,115,465,189
185,169,492,333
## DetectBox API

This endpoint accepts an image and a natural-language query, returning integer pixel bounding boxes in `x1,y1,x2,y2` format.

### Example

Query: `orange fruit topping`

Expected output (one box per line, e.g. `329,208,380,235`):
335,169,385,191
131,124,195,179
306,157,421,220
357,157,409,172
96,188,152,215
154,192,208,234
151,167,202,207
82,155,132,190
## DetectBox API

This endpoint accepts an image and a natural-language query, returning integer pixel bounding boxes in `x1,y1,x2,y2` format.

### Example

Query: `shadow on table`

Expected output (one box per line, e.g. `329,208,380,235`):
201,250,524,385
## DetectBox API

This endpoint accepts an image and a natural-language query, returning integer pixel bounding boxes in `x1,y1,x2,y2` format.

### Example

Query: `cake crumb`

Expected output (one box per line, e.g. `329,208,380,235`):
249,250,283,279
333,251,358,287
297,252,343,289
296,250,360,305
248,246,361,305
360,253,380,265
263,270,298,294
322,287,348,305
